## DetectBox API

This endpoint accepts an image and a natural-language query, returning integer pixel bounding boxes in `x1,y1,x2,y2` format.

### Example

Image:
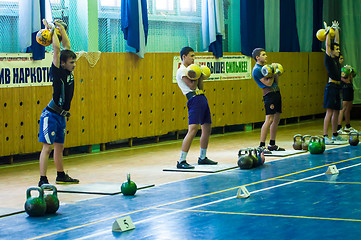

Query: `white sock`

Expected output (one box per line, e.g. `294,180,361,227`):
200,148,207,159
179,151,188,163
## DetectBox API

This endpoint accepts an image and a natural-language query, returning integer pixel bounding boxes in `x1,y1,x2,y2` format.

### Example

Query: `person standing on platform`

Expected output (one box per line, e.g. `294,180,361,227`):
38,19,79,187
252,48,285,152
175,47,218,169
322,20,347,144
337,54,358,134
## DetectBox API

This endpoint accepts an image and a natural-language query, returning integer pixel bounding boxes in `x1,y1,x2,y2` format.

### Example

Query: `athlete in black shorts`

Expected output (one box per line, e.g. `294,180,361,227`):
337,54,357,134
252,48,285,151
322,20,347,143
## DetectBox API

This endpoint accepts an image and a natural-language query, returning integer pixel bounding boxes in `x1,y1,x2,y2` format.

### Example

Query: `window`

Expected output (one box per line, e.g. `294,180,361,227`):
155,0,174,11
180,0,196,12
100,0,121,7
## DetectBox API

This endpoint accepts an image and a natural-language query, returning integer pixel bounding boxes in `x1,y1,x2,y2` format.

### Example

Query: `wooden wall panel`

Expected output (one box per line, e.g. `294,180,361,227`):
65,55,85,147
3,85,17,155
23,87,36,153
241,79,262,124
117,54,133,140
309,52,327,115
111,54,122,140
153,54,168,135
1,52,328,157
1,88,10,155
75,55,89,146
0,89,4,155
34,86,52,151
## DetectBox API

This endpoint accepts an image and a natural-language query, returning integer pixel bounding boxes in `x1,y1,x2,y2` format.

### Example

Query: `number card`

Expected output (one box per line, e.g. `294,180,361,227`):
112,216,135,232
236,186,250,199
325,165,339,175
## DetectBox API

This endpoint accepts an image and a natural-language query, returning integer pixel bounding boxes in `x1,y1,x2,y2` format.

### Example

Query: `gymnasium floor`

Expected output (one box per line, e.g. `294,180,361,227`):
1,118,361,239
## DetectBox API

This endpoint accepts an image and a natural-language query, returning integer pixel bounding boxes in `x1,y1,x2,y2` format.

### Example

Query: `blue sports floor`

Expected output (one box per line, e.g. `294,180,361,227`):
1,145,361,239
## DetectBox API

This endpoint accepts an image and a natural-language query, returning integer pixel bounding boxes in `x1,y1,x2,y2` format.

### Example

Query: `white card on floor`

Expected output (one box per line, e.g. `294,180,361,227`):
237,186,250,199
325,165,339,175
112,216,135,232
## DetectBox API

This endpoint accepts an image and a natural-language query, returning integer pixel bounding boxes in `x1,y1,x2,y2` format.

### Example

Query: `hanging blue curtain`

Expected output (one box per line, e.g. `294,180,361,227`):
121,0,148,58
240,0,265,57
202,0,225,58
19,0,52,60
240,0,325,54
312,0,323,51
279,0,300,52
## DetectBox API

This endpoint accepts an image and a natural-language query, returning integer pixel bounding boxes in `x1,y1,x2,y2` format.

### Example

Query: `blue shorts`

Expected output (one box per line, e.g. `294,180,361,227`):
39,108,66,144
263,91,282,115
187,95,212,125
323,83,341,110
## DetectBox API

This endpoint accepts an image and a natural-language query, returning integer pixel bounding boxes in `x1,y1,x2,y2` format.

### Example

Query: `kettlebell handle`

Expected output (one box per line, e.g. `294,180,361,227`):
293,134,303,141
349,131,359,137
41,184,58,197
302,135,311,141
26,186,44,199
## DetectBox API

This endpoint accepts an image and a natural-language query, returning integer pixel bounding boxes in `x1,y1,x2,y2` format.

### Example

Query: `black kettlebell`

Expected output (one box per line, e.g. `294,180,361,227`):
41,184,60,214
249,148,259,168
302,135,311,150
349,131,359,146
24,187,46,217
293,134,303,150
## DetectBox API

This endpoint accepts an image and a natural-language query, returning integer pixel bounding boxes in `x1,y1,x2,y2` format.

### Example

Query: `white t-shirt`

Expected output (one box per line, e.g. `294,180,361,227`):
176,64,198,95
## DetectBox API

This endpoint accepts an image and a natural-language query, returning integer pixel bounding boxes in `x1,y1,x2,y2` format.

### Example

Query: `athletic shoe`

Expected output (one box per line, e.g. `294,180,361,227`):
268,145,286,151
177,161,195,169
344,126,358,132
324,136,334,144
198,157,218,165
332,135,348,142
56,173,79,184
38,179,49,188
337,129,348,135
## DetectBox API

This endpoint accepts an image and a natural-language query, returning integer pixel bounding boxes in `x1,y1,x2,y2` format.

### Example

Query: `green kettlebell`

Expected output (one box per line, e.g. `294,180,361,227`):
308,136,323,154
302,135,311,150
341,65,352,78
349,131,359,146
237,149,253,169
41,184,60,214
121,173,137,196
318,136,326,152
293,134,303,150
24,187,46,217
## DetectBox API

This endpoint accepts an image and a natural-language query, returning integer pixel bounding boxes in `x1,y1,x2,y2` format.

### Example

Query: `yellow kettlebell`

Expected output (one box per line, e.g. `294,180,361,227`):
186,64,202,80
200,65,211,80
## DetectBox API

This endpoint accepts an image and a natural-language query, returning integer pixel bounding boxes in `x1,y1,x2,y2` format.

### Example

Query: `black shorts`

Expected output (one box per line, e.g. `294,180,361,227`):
263,91,282,115
342,85,354,102
323,83,341,110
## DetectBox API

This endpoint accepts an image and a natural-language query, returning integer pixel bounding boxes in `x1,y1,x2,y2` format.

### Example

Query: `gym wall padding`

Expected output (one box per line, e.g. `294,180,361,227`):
0,52,327,157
